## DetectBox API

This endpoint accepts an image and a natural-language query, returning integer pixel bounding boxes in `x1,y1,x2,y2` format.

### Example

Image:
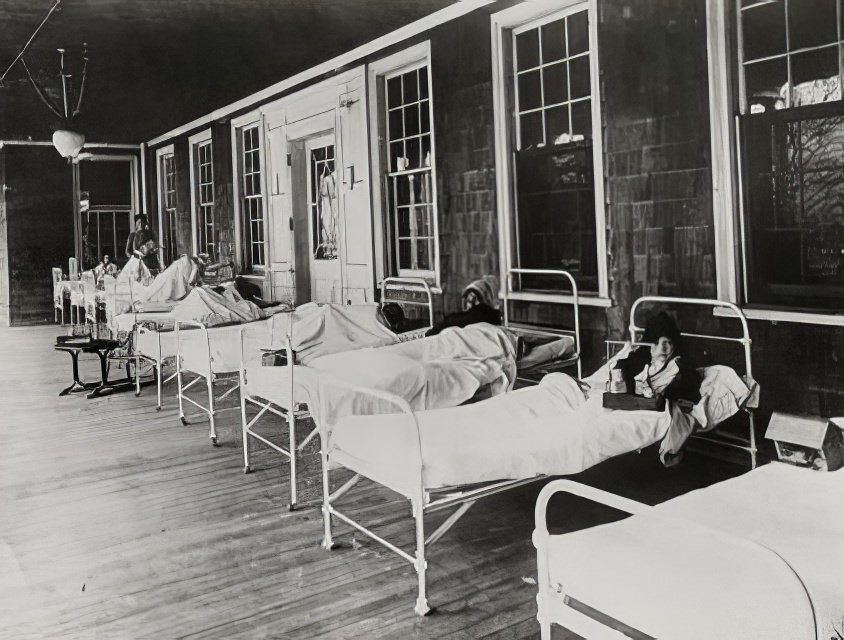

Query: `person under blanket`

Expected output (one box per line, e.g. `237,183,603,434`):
425,275,501,337
613,311,701,406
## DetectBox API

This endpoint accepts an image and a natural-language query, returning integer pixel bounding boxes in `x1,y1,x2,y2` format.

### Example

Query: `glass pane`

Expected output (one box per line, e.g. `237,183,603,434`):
391,142,405,172
405,103,420,137
567,11,589,57
799,116,844,171
788,0,838,51
388,108,403,141
416,206,432,236
519,110,544,149
745,58,788,112
406,136,421,170
791,47,841,106
516,28,540,70
568,55,591,100
416,240,431,270
571,99,592,138
742,1,786,61
545,105,570,143
541,19,566,64
543,62,568,105
421,135,432,168
518,69,543,112
419,101,430,134
398,239,411,269
403,69,419,104
387,76,402,109
419,69,429,100
397,208,411,236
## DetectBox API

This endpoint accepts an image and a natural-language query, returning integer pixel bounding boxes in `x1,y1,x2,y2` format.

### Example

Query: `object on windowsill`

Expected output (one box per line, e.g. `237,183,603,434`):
766,412,844,471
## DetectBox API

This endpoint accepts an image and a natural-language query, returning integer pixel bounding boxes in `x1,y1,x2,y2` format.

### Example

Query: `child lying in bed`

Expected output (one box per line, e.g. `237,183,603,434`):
613,311,701,406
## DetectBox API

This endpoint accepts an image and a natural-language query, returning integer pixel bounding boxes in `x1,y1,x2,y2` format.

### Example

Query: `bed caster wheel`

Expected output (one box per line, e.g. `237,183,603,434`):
288,504,297,512
156,406,162,412
134,391,141,397
210,436,218,447
180,416,188,426
243,465,252,474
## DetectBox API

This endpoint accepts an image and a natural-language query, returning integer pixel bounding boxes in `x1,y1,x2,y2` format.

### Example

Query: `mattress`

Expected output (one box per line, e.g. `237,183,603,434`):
546,463,844,639
323,373,671,498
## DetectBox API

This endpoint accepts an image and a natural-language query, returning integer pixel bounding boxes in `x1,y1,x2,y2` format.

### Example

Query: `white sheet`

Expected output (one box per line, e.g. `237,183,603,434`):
319,373,670,497
546,463,844,639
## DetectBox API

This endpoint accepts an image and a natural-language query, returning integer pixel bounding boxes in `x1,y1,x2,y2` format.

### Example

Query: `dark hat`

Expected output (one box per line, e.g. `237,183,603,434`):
642,311,681,346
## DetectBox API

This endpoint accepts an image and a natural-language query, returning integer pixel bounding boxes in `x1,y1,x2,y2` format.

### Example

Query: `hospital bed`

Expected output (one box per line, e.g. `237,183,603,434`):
236,279,435,509
533,461,843,639
238,272,580,510
311,296,757,615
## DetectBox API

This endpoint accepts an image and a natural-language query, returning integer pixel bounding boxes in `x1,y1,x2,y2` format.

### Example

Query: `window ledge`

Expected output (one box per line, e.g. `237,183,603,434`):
714,305,844,327
505,291,612,308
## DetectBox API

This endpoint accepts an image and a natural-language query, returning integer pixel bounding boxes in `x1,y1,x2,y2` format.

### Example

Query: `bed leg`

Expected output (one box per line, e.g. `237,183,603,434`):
135,353,142,397
413,500,431,616
240,392,250,474
207,373,218,446
321,445,334,551
176,355,186,424
288,406,297,510
533,528,552,639
155,362,163,410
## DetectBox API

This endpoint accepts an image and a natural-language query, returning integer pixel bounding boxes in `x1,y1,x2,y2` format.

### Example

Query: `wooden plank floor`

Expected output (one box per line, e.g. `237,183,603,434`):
0,325,745,640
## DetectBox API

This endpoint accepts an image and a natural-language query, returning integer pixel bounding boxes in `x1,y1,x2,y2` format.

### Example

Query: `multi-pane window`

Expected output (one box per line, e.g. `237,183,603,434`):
737,0,844,310
160,153,178,265
238,125,266,269
512,9,598,293
195,140,216,258
384,64,436,276
83,209,131,269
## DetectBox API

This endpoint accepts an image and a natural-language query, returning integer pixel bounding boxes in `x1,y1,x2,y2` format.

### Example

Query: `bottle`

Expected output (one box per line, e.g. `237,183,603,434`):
609,367,625,394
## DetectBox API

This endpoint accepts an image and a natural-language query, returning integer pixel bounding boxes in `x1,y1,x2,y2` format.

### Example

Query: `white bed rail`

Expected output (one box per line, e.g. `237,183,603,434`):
380,276,435,336
503,268,582,380
533,478,818,640
175,319,242,446
628,296,757,468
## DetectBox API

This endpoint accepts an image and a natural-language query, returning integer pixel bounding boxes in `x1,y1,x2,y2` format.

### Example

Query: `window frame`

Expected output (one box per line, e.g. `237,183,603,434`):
188,129,215,258
231,112,269,274
707,0,844,325
155,144,178,267
492,0,609,307
367,41,441,288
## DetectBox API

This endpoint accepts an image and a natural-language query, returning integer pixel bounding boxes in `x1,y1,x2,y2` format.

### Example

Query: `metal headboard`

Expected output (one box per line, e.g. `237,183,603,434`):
503,268,581,379
628,296,756,468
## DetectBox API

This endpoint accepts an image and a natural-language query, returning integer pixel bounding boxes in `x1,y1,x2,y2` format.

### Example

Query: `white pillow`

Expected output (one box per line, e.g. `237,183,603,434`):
690,365,754,431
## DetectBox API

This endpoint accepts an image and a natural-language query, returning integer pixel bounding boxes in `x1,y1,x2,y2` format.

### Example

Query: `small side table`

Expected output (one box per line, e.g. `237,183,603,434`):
55,338,124,398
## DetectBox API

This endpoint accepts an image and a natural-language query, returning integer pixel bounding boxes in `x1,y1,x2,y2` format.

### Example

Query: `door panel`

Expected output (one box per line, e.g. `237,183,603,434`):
264,111,296,304
306,135,342,303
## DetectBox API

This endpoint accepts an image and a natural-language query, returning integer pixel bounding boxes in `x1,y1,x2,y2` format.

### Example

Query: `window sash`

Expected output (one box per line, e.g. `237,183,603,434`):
238,125,265,269
509,8,600,294
195,140,216,258
383,63,437,276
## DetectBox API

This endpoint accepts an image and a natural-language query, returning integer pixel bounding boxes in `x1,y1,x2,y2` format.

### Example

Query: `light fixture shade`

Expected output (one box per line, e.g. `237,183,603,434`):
52,129,85,159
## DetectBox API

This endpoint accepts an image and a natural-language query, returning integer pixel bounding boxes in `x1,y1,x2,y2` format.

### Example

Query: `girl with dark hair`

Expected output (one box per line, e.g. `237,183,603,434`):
613,311,702,405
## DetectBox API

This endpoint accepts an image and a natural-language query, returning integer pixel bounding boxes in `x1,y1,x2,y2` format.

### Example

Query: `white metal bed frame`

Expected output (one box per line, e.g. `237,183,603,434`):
627,296,757,469
503,268,582,382
317,376,549,617
532,475,819,640
238,278,435,510
318,295,756,616
175,319,246,446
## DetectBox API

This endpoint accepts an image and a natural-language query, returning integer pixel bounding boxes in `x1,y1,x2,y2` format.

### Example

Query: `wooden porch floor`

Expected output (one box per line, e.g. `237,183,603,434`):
0,325,743,640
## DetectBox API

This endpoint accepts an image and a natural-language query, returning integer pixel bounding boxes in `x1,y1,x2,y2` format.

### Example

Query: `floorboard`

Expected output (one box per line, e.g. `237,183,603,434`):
0,325,744,639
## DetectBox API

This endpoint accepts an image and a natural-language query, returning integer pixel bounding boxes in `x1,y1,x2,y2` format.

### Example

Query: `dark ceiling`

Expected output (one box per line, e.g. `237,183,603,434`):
0,0,456,144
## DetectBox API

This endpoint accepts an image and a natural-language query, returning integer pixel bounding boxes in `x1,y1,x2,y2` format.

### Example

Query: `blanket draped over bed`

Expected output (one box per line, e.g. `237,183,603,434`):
547,463,844,639
309,372,670,496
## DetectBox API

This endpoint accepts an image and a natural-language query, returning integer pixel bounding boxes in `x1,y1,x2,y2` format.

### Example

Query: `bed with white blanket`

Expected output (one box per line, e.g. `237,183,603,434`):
534,462,844,639
309,296,757,615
